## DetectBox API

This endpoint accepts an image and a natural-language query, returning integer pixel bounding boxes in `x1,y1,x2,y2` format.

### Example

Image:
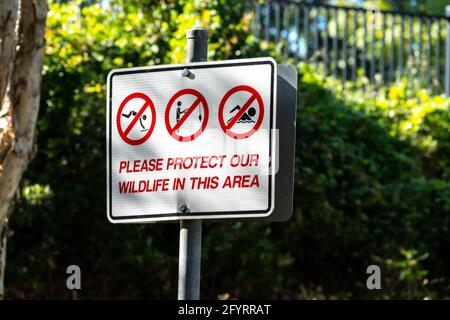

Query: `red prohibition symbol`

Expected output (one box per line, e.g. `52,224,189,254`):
218,85,264,139
116,92,156,145
165,88,209,142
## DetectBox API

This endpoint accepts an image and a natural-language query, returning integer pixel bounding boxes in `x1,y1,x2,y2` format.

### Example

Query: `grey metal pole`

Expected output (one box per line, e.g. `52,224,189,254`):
186,27,208,63
445,6,450,96
177,27,207,300
178,219,202,300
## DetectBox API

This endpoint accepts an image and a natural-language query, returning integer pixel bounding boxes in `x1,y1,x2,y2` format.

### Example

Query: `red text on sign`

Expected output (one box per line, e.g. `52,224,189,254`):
222,175,259,189
230,154,259,167
119,178,170,193
119,158,164,174
166,155,227,170
190,176,220,190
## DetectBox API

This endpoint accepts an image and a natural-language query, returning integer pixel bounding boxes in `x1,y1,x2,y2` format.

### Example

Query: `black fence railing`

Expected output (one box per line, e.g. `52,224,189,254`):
250,0,450,96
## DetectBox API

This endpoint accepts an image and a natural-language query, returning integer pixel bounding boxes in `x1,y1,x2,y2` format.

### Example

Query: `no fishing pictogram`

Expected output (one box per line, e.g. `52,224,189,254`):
218,85,264,139
116,92,156,145
165,88,209,142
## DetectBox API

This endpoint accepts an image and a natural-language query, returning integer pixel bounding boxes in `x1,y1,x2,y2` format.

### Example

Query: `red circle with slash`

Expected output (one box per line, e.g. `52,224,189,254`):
117,92,156,145
165,89,209,142
218,85,264,139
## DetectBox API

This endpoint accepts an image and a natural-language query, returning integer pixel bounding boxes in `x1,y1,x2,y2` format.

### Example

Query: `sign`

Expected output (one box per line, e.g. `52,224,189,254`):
107,58,277,223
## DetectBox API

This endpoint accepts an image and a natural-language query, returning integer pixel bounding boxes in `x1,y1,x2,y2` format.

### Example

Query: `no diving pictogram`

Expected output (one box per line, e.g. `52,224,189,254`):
117,92,156,145
165,89,209,142
218,85,264,139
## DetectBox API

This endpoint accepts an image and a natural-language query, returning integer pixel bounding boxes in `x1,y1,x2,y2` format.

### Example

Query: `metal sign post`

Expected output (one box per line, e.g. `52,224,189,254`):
106,26,296,300
177,27,207,300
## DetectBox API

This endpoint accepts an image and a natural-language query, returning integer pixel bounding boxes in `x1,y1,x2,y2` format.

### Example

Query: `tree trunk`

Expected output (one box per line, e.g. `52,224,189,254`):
0,0,48,299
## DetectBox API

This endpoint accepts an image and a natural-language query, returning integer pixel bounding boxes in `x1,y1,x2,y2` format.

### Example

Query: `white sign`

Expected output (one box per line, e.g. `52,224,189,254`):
106,58,277,223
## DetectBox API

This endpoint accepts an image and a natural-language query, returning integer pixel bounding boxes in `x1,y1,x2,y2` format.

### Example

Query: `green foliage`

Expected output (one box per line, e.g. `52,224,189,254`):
294,64,450,298
373,0,449,16
385,249,430,299
5,0,450,299
166,0,271,63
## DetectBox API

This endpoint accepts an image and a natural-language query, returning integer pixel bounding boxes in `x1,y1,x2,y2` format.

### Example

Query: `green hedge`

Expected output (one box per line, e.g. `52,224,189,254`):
292,65,450,298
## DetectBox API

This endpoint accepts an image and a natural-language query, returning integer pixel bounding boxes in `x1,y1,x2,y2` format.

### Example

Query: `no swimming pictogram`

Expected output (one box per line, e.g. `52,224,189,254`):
218,85,264,139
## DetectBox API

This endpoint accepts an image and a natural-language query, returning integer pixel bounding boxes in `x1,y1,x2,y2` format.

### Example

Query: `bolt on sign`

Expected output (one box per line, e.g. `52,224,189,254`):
107,58,277,223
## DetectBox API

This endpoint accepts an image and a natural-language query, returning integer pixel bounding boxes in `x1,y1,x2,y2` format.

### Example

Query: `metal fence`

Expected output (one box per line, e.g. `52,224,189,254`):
250,0,450,96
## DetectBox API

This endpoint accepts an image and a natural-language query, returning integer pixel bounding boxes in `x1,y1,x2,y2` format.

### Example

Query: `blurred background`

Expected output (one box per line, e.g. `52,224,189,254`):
6,0,450,299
